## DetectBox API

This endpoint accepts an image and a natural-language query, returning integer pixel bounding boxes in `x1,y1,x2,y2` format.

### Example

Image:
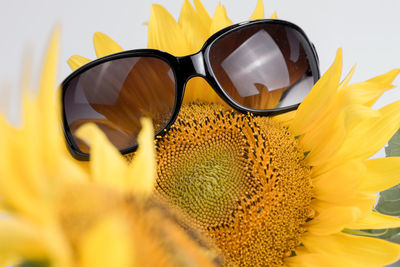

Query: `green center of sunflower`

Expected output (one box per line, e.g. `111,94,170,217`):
155,102,314,266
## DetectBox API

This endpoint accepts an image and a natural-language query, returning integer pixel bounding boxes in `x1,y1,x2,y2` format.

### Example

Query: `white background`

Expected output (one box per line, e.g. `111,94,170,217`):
0,0,400,143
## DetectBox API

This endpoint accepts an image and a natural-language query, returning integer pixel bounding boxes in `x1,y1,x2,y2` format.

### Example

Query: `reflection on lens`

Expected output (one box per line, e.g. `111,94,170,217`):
209,23,315,110
64,56,176,153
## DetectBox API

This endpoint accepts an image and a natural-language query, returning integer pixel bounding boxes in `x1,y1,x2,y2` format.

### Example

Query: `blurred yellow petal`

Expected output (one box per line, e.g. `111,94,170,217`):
67,55,91,71
93,32,123,58
209,3,233,36
57,157,89,182
76,123,127,192
148,4,192,56
0,116,44,222
302,232,400,267
80,216,134,267
346,211,400,230
0,219,71,267
359,157,400,193
270,12,278,19
38,28,62,172
127,118,156,197
0,219,47,264
249,0,264,20
178,0,209,52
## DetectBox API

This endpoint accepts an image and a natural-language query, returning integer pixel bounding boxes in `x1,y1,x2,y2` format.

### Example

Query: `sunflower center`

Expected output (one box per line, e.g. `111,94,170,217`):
155,102,313,266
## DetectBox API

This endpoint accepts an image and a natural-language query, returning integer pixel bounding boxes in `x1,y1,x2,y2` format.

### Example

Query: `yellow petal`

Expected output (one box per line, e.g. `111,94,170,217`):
291,49,342,135
270,12,278,19
340,68,399,107
307,206,361,235
57,156,89,183
127,118,156,197
346,211,400,230
209,3,233,36
367,68,400,84
286,252,355,267
364,68,400,106
297,55,349,137
270,110,296,126
93,32,123,58
0,219,71,267
336,100,400,162
301,108,346,166
295,66,355,165
312,101,400,174
0,115,45,222
148,4,192,56
193,0,212,30
339,64,356,88
302,232,400,267
76,123,127,191
0,219,47,264
182,77,227,105
0,29,71,223
38,28,63,173
311,193,377,220
312,160,365,202
178,0,209,52
79,216,134,267
359,157,400,193
67,55,91,71
249,0,264,20
300,64,386,154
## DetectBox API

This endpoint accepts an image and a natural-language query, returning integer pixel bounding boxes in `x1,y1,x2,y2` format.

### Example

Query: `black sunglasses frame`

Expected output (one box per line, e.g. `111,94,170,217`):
62,18,320,161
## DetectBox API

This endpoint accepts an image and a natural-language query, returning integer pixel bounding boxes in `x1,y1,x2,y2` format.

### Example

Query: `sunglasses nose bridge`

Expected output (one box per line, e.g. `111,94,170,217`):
177,51,206,82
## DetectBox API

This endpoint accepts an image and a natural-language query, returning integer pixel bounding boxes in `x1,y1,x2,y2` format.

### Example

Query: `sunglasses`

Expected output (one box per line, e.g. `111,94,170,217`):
62,19,320,160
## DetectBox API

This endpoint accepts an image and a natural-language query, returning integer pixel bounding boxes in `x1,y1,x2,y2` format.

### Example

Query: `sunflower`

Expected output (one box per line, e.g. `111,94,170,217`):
0,30,221,267
66,0,400,266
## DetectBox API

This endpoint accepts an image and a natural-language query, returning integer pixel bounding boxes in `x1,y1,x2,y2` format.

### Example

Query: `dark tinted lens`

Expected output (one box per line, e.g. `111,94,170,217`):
63,56,176,154
209,22,316,110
